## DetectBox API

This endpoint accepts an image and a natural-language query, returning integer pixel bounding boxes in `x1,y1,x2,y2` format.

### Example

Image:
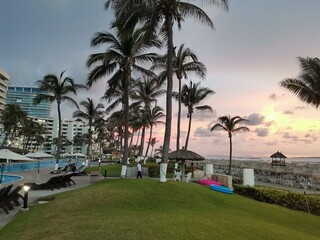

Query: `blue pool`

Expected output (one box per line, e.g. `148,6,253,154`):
0,174,23,184
0,159,84,173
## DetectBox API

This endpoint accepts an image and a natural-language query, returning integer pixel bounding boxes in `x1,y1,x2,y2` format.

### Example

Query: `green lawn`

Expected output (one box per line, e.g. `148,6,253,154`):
0,179,319,240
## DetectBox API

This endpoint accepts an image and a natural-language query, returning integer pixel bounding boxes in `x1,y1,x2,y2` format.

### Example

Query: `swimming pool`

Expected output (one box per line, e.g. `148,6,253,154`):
0,159,84,173
0,174,23,184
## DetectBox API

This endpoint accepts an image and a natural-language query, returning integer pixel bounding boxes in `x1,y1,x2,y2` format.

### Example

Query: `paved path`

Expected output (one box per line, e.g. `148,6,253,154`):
0,168,96,229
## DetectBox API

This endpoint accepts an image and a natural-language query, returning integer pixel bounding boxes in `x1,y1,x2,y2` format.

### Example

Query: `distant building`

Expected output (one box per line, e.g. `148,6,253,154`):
16,117,89,155
6,85,51,118
0,69,10,113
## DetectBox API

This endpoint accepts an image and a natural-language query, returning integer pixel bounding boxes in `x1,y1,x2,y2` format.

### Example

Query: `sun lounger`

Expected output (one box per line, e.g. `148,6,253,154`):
72,166,87,176
34,176,61,191
6,185,24,207
0,186,12,214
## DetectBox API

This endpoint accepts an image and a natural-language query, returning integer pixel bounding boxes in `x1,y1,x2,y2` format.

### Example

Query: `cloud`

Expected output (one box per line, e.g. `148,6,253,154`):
269,93,285,101
246,113,265,126
192,109,217,121
295,106,307,110
255,127,269,137
282,132,299,141
194,127,214,137
266,140,277,146
283,110,293,115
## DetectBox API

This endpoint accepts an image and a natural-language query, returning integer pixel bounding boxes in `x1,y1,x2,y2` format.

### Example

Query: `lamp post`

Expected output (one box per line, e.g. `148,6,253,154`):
22,185,30,211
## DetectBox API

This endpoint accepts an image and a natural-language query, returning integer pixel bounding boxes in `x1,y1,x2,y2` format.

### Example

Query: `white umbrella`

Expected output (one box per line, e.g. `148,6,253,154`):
0,149,34,162
25,151,53,159
60,152,87,158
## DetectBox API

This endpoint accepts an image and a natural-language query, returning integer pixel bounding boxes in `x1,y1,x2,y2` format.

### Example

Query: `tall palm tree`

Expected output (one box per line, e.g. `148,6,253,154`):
72,98,104,157
280,57,320,108
144,105,165,158
175,81,214,150
33,71,86,169
0,104,27,146
87,24,160,177
210,115,249,175
106,0,229,182
153,44,206,150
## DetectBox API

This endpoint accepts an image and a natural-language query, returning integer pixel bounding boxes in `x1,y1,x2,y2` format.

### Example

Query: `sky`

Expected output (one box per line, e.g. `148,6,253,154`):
1,0,320,158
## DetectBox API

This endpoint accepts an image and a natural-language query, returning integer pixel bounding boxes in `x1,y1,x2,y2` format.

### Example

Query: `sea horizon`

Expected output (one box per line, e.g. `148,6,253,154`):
206,155,320,163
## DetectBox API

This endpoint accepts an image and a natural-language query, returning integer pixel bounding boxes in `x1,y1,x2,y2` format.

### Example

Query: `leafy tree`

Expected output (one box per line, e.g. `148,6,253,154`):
175,81,214,150
280,57,320,108
106,0,229,182
0,104,28,146
144,106,165,158
33,71,86,168
87,23,160,177
153,44,206,150
210,115,249,175
72,98,104,156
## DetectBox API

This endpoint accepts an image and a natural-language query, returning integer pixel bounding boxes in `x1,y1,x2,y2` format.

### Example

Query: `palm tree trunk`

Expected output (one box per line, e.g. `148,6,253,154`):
135,128,141,147
228,135,232,175
139,125,146,156
87,120,92,157
184,112,192,150
176,77,182,150
56,102,62,169
144,125,153,159
160,15,174,182
129,130,134,148
121,71,130,178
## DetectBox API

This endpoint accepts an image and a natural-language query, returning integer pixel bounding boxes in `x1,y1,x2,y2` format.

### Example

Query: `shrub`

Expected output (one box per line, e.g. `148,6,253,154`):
146,163,160,177
234,185,320,216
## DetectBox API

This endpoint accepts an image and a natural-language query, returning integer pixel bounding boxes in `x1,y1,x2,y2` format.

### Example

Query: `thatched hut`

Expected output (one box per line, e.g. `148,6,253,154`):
270,151,287,167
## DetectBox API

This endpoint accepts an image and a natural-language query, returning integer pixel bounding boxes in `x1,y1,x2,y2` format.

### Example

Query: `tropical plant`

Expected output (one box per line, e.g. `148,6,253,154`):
72,98,104,156
149,137,159,158
280,57,320,108
33,71,86,168
144,106,165,158
210,115,249,175
174,81,214,149
106,0,229,182
153,44,206,150
86,23,161,177
0,104,27,146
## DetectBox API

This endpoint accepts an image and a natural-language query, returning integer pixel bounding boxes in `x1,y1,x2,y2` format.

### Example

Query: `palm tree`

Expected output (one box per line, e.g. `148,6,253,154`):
106,0,229,182
144,106,165,158
149,137,159,157
0,104,27,146
87,24,160,177
33,71,86,169
210,115,249,175
280,57,320,108
153,44,206,150
175,81,214,149
72,98,104,157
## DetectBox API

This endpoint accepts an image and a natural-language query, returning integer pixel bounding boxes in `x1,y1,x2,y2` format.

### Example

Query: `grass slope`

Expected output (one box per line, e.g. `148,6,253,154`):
1,179,319,240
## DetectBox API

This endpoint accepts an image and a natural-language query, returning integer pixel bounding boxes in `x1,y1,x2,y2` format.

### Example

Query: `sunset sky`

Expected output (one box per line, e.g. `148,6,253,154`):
1,0,320,158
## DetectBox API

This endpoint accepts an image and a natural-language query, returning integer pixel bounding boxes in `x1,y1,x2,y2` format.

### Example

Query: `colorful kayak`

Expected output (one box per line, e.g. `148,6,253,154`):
210,184,233,194
199,179,221,186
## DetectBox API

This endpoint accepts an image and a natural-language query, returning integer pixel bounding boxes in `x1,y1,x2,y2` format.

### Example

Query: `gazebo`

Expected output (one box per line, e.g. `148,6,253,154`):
169,149,205,182
270,151,287,167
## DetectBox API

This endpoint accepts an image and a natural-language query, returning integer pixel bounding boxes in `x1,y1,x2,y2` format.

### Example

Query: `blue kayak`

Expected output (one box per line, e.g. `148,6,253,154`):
210,184,233,194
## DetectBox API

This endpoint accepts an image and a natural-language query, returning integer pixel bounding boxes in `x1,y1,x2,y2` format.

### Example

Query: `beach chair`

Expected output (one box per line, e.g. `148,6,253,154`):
174,171,181,181
34,176,61,191
0,185,13,214
185,172,192,183
72,166,87,176
6,185,24,207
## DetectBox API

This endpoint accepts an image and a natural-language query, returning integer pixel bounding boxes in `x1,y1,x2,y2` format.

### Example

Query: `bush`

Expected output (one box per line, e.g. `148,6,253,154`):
234,185,320,216
145,162,160,177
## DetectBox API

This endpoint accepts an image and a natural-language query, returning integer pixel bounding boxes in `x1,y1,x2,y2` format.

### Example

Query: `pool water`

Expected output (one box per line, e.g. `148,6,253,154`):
0,159,84,173
0,174,23,184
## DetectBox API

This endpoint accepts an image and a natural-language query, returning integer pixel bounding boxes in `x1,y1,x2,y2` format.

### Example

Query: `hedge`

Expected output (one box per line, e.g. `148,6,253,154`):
234,185,320,216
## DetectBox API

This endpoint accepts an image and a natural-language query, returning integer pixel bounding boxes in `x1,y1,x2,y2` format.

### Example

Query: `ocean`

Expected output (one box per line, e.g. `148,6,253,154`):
206,155,320,163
